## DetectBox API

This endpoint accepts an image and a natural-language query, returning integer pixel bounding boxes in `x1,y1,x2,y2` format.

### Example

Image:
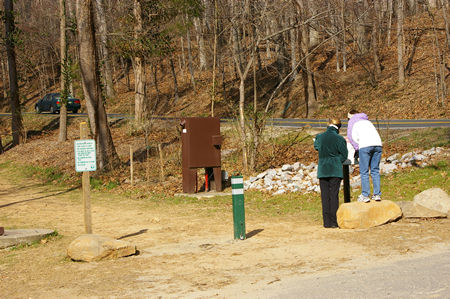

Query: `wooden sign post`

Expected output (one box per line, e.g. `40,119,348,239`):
74,122,96,234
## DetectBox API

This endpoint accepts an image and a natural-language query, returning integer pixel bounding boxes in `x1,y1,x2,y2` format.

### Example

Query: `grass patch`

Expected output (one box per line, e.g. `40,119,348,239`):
90,177,120,191
380,159,449,202
268,128,313,146
383,128,450,151
14,164,69,185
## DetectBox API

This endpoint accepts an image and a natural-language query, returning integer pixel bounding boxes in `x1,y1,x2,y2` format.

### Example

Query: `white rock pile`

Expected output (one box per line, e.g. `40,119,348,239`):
244,147,445,195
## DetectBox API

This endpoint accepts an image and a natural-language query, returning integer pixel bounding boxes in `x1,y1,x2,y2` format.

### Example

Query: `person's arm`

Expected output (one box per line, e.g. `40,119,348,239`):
314,134,320,151
349,122,360,151
338,137,349,163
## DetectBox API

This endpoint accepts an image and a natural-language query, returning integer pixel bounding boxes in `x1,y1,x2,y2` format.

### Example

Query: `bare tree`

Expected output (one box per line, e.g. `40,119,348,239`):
397,0,405,85
441,0,450,51
1,59,7,101
95,0,116,100
295,0,318,117
371,0,382,78
3,0,25,146
76,0,119,171
133,0,147,123
58,0,68,142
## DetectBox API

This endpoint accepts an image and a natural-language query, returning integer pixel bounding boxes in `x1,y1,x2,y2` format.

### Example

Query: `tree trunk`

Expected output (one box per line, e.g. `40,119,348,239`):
249,58,260,172
186,27,196,90
372,2,382,78
231,7,254,172
152,64,161,103
301,21,318,117
4,0,25,146
169,58,179,104
290,16,298,79
194,18,207,70
94,0,115,100
341,0,347,71
1,59,8,101
356,0,369,54
406,0,417,15
133,0,146,124
441,0,450,51
387,0,393,46
180,37,186,72
76,0,119,171
211,0,218,117
58,0,68,143
397,0,405,85
426,3,447,104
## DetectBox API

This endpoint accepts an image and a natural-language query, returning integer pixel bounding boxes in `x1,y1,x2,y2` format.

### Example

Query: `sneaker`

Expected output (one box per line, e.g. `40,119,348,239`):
372,195,381,201
357,194,370,203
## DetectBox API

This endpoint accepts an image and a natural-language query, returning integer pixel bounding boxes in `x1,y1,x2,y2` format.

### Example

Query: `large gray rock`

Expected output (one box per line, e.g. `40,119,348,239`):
337,200,402,229
67,234,136,262
396,201,447,218
413,188,450,214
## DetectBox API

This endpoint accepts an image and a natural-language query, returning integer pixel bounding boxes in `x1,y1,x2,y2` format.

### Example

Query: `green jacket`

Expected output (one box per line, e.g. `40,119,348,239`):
314,126,348,179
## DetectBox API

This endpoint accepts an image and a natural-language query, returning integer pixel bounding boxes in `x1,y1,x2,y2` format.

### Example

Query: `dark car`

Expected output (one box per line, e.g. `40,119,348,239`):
35,93,81,114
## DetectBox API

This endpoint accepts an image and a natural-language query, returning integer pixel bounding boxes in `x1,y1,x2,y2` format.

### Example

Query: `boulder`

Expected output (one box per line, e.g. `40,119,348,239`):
67,234,136,262
337,200,402,229
413,188,450,214
396,201,447,218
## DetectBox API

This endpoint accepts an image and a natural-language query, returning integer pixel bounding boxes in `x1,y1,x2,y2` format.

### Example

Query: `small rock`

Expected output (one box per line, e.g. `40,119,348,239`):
267,169,277,176
292,162,302,172
400,152,414,162
422,148,436,156
386,153,399,162
412,154,426,161
249,176,258,183
281,164,293,172
273,189,286,195
380,163,398,174
256,172,267,179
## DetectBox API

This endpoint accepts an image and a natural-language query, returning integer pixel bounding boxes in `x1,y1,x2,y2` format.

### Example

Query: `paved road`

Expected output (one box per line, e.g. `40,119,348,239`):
254,247,450,299
2,113,448,130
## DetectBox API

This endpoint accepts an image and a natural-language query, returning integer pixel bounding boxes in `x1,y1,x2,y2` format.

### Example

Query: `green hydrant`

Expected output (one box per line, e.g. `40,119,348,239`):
231,176,246,240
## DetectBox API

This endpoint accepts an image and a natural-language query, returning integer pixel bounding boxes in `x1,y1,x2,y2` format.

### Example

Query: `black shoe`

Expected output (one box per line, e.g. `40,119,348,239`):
324,225,339,228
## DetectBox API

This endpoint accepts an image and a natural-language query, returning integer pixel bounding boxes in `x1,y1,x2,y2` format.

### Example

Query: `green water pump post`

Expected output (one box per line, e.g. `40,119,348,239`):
231,176,246,240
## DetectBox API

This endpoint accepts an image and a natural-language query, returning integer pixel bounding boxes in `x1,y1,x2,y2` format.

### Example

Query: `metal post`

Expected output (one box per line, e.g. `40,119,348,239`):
231,176,246,240
343,163,351,203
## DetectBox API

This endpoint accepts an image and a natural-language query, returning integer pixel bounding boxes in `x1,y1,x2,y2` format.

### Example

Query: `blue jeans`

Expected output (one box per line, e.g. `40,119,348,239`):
359,146,382,197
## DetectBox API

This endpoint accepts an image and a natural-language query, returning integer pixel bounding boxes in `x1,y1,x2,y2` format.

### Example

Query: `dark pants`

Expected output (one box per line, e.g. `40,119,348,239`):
319,177,342,228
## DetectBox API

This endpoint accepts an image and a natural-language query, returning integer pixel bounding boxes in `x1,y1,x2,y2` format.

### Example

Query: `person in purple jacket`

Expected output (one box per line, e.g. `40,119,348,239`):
347,110,383,203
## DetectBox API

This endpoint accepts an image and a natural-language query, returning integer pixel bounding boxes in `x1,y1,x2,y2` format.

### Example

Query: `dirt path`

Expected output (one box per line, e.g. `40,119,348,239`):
1,168,449,298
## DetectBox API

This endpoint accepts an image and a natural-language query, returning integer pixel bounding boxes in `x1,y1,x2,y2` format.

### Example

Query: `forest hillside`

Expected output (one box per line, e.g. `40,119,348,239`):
0,0,448,122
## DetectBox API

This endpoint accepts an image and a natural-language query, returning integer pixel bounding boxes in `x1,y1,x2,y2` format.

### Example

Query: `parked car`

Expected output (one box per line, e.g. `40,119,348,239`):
35,93,81,114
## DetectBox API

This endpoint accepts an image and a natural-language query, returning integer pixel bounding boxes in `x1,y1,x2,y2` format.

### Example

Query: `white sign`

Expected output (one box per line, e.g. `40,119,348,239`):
74,139,97,172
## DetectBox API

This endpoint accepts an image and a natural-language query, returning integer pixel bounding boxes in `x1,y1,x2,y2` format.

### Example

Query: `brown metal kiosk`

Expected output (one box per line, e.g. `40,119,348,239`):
180,117,223,193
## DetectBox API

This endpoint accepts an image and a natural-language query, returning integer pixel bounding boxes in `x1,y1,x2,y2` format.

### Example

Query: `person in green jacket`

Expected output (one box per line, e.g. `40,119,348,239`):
314,118,348,228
